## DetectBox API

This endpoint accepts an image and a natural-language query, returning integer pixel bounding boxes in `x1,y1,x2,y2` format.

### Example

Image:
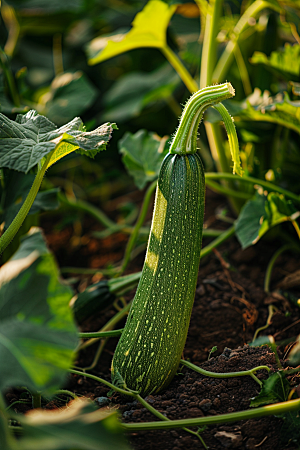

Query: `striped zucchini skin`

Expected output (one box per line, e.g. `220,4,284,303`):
111,152,205,395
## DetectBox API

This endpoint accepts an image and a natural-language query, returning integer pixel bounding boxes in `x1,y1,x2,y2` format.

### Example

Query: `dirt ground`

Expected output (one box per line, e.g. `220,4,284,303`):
5,188,300,449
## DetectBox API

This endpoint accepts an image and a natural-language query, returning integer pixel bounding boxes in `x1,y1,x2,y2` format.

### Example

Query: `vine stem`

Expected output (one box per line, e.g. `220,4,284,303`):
161,46,198,93
264,244,296,293
78,329,124,339
200,225,235,259
77,301,132,351
120,179,157,274
69,368,207,447
57,192,119,231
0,150,54,255
212,0,281,83
205,179,252,199
181,360,270,387
205,172,300,203
122,398,300,431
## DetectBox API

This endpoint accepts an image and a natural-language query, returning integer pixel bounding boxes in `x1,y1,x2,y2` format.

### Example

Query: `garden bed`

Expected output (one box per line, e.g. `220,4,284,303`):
15,189,299,450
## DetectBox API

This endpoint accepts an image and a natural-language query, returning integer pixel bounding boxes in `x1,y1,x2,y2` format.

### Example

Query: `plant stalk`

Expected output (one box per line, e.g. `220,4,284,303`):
122,399,300,431
0,150,54,255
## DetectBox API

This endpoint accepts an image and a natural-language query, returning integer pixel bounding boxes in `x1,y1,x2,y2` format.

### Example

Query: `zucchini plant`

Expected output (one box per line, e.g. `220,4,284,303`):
112,82,239,395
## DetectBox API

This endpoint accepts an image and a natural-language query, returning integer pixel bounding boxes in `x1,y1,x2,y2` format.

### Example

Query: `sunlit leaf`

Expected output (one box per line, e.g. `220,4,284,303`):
0,229,78,394
119,129,169,189
87,0,177,65
18,398,130,450
0,110,116,173
38,71,98,126
235,191,300,249
250,44,300,78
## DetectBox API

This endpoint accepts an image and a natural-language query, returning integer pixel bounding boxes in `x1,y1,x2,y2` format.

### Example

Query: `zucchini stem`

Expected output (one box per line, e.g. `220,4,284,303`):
170,83,235,156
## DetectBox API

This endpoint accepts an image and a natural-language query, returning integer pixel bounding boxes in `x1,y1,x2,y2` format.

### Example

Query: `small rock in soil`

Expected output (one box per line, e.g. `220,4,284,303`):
214,430,243,448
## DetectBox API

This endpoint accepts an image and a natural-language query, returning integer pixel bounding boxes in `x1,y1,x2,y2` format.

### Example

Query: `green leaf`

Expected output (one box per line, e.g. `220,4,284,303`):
102,64,180,122
18,398,130,450
250,371,290,407
0,110,116,172
235,191,300,249
235,90,300,134
206,89,300,135
279,410,300,446
5,0,83,13
119,129,168,189
250,44,300,78
87,0,177,64
0,229,78,394
38,71,98,126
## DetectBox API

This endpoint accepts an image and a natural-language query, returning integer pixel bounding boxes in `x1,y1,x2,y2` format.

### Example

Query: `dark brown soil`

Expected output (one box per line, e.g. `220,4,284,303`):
5,188,300,449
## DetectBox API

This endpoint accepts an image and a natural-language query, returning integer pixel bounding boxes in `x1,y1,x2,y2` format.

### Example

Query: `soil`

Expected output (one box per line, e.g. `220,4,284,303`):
5,188,300,449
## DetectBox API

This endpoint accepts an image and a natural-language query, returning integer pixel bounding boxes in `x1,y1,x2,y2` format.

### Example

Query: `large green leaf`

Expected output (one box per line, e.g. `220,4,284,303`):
250,44,300,78
18,398,130,450
102,64,180,122
87,0,177,64
38,71,98,126
0,110,116,172
119,129,169,189
235,191,300,249
0,229,78,394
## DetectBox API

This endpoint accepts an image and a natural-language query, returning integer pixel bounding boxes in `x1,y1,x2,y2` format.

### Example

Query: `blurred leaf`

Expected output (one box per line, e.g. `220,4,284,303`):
250,44,300,78
249,336,273,347
39,71,98,126
18,398,130,450
87,0,177,64
103,64,180,122
235,191,300,249
280,410,300,446
1,170,60,229
289,335,300,365
0,229,78,394
5,0,84,13
206,89,300,134
0,110,116,172
290,81,300,96
119,129,168,189
250,371,290,407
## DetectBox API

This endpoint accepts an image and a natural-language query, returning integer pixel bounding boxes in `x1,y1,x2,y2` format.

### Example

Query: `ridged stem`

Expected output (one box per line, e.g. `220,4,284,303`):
170,83,235,155
264,244,297,293
0,150,54,255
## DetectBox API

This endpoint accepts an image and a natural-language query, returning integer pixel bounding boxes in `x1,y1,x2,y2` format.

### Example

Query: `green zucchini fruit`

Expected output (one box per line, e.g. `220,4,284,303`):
70,271,141,324
111,83,236,396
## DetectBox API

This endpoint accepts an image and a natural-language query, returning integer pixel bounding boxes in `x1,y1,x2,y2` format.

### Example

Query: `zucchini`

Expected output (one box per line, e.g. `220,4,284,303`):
112,83,235,395
70,271,141,323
